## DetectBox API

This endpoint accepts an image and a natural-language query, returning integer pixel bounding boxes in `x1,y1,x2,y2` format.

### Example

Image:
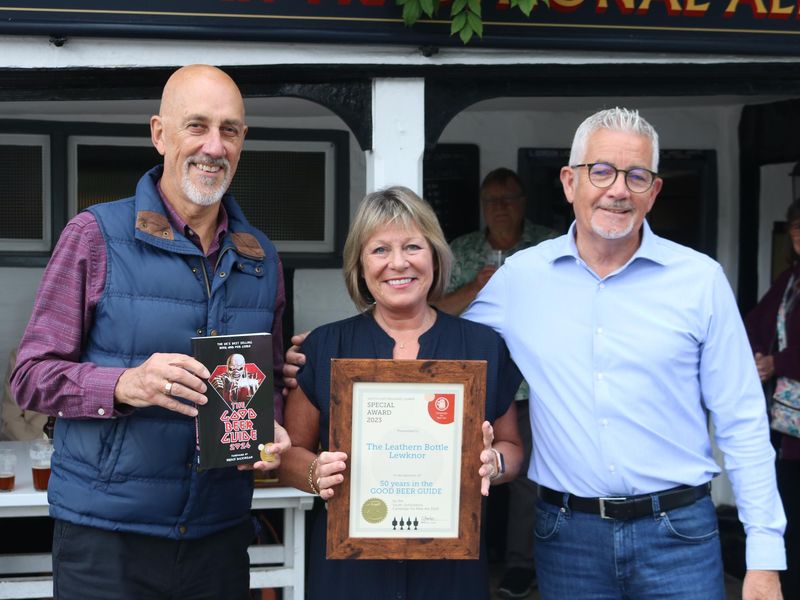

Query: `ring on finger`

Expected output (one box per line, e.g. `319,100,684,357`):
316,477,322,491
164,380,173,395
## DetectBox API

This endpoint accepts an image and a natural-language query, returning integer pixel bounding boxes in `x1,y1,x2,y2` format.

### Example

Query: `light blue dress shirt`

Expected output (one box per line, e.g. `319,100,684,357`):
464,220,786,570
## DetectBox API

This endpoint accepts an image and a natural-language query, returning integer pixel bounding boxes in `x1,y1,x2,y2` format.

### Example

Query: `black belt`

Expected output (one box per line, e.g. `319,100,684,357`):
539,483,711,520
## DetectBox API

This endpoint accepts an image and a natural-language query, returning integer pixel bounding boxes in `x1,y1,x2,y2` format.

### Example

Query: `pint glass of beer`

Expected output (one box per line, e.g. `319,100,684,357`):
0,448,16,492
30,440,53,492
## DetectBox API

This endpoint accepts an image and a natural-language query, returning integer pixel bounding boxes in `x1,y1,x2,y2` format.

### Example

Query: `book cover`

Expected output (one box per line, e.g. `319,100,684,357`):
192,332,274,470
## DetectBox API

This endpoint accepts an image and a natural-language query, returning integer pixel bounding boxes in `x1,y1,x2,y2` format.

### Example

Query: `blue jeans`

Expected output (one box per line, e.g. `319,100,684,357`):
534,494,725,600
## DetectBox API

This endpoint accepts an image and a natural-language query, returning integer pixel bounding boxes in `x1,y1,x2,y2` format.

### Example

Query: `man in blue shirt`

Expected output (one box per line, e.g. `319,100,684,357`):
466,108,785,599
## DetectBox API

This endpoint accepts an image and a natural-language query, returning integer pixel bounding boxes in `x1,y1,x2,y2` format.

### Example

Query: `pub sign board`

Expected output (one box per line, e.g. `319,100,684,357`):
0,1,799,56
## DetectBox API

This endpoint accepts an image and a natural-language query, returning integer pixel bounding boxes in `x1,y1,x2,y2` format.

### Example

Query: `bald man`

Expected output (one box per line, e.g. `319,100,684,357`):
11,65,289,599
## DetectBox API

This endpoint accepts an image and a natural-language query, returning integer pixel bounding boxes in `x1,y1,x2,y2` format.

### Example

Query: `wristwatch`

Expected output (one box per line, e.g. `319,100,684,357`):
490,448,505,480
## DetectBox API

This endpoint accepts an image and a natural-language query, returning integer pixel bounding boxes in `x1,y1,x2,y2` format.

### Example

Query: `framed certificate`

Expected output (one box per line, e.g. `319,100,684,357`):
327,358,486,560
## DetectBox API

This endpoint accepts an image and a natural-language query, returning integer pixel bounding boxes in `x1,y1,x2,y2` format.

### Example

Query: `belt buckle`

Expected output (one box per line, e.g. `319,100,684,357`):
598,497,627,519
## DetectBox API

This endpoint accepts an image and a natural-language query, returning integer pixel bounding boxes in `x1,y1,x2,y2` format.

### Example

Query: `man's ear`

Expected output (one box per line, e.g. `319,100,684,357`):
644,177,663,214
560,166,576,206
150,115,166,157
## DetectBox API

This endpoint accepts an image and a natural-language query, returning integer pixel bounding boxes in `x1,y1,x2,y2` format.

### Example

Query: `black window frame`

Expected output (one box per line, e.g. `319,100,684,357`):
0,120,349,269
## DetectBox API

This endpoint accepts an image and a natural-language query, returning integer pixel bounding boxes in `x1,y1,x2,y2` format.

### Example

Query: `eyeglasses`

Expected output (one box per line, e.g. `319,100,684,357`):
571,162,657,194
482,194,524,206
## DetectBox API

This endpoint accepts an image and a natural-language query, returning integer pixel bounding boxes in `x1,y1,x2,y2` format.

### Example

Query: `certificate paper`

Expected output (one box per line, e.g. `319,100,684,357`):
349,382,464,538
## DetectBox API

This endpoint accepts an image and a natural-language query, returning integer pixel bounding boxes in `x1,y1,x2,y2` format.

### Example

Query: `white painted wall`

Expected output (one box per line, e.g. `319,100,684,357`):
293,270,356,334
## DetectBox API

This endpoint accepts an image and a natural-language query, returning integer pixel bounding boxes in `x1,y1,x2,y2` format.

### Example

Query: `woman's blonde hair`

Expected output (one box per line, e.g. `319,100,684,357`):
343,186,453,311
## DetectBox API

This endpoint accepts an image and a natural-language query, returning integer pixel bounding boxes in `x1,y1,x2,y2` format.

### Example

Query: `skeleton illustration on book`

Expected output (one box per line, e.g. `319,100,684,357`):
210,353,263,408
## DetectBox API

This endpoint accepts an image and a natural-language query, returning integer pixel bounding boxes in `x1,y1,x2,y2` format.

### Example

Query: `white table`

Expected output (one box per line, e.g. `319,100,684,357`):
0,441,313,599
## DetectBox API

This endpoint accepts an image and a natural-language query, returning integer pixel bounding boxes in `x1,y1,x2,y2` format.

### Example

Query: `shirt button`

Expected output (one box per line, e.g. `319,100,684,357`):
609,464,616,472
178,525,187,535
599,283,606,289
97,408,105,416
57,411,64,417
191,267,198,273
219,272,227,278
601,419,608,428
596,327,603,334
255,266,262,274
210,329,218,336
596,372,604,381
196,328,203,335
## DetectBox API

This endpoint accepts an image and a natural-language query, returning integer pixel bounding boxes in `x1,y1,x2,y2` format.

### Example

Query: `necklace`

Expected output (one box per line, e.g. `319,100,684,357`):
375,308,434,350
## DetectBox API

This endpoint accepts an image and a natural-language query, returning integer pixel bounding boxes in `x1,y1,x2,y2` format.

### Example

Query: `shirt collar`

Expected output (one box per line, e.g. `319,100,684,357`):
156,181,229,255
547,219,667,268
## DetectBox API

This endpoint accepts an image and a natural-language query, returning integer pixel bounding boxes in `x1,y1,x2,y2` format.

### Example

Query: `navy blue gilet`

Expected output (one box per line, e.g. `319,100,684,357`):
49,166,281,539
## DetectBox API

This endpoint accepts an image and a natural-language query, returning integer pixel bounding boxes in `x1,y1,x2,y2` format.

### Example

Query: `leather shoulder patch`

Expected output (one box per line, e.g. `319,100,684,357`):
136,211,173,240
231,232,265,259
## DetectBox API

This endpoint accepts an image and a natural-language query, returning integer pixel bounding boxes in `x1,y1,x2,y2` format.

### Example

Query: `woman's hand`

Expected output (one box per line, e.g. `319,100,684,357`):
313,451,348,501
239,421,291,472
754,352,775,382
478,421,501,496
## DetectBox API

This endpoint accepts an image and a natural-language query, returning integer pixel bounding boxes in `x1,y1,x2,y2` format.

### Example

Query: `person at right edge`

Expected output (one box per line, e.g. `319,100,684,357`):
745,197,800,600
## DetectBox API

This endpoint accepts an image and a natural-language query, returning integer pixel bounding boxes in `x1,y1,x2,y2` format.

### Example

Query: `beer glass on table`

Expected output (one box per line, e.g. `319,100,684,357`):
30,439,53,492
0,448,16,491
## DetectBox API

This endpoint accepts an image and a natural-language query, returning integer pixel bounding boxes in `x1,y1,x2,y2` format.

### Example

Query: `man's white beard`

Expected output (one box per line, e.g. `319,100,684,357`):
181,155,231,206
591,219,635,240
591,201,636,240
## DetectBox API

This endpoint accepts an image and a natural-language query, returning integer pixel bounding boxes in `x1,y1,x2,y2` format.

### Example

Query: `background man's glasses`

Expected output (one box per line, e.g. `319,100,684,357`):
571,162,657,193
482,194,524,206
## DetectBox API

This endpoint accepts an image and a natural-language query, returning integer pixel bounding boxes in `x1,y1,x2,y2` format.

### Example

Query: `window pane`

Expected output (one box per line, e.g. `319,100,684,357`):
77,145,160,210
0,145,43,239
229,151,326,242
72,138,334,253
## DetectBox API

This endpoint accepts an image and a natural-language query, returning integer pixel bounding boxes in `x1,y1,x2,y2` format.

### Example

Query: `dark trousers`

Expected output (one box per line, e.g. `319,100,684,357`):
52,519,253,600
778,459,800,599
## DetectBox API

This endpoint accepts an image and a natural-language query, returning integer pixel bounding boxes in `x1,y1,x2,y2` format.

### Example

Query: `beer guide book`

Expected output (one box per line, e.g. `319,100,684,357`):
192,332,274,470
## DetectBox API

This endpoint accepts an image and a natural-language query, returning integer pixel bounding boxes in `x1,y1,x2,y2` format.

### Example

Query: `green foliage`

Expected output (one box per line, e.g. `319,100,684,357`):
511,0,547,18
396,0,547,44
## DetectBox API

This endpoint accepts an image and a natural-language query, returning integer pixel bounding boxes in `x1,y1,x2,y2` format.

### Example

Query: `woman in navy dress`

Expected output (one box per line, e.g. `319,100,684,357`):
279,187,523,600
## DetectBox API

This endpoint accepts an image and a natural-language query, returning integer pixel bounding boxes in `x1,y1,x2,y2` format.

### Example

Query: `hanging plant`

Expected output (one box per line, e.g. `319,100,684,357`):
395,0,549,44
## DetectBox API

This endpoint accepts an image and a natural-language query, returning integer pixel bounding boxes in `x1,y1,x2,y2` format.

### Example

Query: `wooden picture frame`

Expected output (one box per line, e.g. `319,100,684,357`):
327,358,486,560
